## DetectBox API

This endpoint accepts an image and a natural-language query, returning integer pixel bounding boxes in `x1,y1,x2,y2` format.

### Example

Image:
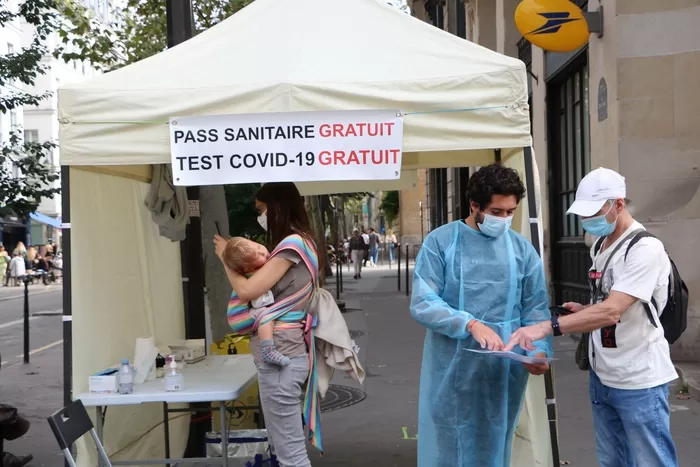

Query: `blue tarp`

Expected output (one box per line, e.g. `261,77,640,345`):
29,212,61,228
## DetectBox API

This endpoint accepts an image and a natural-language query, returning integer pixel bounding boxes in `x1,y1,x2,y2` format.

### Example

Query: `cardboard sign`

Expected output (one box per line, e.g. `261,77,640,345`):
169,109,404,186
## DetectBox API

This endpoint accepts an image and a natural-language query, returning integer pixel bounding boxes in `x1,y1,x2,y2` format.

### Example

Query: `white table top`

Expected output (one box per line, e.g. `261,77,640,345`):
76,355,257,407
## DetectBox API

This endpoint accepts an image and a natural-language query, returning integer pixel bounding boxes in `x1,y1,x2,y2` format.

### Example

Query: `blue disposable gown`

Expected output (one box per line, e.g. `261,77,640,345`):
410,220,552,467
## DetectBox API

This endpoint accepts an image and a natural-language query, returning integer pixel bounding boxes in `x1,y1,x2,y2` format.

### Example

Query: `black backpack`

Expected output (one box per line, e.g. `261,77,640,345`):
594,231,688,344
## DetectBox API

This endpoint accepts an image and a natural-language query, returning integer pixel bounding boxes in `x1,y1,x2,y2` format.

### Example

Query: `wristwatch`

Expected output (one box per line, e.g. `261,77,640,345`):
550,315,562,337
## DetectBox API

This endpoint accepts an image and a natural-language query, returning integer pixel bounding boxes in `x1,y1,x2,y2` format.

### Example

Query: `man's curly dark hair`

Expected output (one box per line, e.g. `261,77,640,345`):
467,164,526,210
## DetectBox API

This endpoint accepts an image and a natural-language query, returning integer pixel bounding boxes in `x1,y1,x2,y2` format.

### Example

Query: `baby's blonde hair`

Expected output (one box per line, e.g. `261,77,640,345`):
222,237,259,274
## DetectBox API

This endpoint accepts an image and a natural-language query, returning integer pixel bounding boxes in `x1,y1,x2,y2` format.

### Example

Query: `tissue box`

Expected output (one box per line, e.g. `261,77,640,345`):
89,368,119,394
169,340,206,363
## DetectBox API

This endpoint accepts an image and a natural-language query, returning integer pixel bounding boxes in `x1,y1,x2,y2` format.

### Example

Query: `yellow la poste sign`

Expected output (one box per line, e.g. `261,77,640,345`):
515,0,590,53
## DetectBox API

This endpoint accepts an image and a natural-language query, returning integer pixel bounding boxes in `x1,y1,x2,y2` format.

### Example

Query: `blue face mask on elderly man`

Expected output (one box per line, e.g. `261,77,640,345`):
581,201,619,237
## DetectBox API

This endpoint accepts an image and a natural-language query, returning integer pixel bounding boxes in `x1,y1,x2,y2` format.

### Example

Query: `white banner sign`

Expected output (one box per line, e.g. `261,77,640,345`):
169,109,404,186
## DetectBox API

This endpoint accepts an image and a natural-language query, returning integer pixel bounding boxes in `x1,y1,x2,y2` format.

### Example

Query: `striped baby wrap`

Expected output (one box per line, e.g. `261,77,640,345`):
225,234,323,452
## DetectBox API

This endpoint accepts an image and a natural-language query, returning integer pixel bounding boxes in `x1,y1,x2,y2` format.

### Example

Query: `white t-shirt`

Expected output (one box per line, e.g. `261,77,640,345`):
588,221,678,390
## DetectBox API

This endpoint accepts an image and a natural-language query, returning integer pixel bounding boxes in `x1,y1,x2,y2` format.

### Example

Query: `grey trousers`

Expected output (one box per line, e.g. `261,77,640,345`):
257,355,312,467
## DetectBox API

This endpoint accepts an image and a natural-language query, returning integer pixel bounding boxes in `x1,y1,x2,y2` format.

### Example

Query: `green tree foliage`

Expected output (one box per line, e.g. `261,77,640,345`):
223,183,263,240
0,0,84,218
380,190,400,227
74,0,253,69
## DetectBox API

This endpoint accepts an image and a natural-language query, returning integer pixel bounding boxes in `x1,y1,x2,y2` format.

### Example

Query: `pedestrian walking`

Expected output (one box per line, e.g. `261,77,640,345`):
361,230,370,267
410,164,552,467
348,229,366,279
386,230,397,263
0,246,8,287
508,167,681,467
9,254,25,287
368,228,379,267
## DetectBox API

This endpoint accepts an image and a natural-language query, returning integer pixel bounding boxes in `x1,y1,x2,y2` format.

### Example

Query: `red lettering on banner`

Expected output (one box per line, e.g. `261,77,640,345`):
316,149,401,166
319,151,332,165
317,122,396,138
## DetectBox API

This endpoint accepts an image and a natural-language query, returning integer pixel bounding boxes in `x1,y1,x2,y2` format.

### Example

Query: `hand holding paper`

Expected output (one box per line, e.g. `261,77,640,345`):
464,348,556,365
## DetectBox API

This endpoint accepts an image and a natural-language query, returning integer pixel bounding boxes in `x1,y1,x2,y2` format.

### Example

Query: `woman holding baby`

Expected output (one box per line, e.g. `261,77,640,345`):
213,182,319,467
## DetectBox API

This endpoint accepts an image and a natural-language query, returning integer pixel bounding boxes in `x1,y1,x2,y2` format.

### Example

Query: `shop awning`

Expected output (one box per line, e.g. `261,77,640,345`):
29,212,62,228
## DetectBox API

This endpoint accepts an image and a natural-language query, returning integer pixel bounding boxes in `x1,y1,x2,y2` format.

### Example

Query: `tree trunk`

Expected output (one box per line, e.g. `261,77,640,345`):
325,195,337,249
305,195,330,284
340,196,348,240
199,185,232,345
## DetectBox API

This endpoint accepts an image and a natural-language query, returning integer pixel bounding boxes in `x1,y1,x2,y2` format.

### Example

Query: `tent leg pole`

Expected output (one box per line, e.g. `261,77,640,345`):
522,146,560,467
168,0,208,457
61,166,74,467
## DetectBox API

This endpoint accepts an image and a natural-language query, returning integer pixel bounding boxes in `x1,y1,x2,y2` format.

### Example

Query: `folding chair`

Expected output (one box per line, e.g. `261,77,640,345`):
47,399,113,467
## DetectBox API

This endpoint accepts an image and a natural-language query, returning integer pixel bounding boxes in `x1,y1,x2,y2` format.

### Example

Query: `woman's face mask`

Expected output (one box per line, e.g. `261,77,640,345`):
478,212,513,238
581,202,617,237
257,211,268,231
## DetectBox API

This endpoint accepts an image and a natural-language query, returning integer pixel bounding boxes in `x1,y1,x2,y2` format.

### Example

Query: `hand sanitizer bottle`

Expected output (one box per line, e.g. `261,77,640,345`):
164,355,184,392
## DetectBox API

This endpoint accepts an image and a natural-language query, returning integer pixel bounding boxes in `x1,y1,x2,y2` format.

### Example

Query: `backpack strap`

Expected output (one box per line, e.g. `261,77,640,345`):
622,230,661,328
593,229,645,300
593,236,606,256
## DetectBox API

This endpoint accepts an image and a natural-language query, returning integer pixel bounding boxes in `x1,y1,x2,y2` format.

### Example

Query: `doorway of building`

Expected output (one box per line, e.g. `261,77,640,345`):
547,54,591,305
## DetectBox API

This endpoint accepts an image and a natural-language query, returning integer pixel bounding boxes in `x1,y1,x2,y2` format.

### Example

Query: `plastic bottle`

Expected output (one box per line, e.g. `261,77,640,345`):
118,359,134,394
164,355,184,392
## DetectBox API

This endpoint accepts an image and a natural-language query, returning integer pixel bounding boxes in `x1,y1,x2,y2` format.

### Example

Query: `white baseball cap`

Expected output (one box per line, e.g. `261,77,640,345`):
567,168,626,217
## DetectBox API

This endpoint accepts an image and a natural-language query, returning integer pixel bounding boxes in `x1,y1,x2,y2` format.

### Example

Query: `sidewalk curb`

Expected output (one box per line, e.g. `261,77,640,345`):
675,364,700,401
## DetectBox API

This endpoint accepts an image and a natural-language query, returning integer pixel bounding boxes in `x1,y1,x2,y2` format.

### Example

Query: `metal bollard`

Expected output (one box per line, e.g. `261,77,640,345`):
397,244,401,291
23,276,30,364
405,244,410,297
339,259,343,293
335,261,340,300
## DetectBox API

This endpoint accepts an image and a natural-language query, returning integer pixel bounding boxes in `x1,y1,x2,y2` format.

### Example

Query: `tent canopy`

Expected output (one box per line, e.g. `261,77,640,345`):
58,0,531,169
59,1,546,464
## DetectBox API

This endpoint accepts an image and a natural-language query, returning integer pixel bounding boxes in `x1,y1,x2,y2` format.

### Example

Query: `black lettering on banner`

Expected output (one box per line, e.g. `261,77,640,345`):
258,153,270,167
174,129,219,143
243,154,256,168
188,156,200,171
224,128,235,142
199,154,224,170
295,151,315,166
305,125,315,138
230,154,242,168
176,156,187,170
275,153,288,166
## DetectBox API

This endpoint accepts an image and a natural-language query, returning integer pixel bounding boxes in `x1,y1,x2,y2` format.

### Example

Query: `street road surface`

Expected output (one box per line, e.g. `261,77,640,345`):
0,285,62,368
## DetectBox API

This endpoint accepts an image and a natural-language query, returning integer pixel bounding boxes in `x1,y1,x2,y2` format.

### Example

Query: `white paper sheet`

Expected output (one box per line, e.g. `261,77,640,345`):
464,349,557,364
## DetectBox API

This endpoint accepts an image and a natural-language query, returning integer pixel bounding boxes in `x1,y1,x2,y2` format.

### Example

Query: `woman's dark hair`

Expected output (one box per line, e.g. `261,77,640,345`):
255,182,316,248
467,164,526,210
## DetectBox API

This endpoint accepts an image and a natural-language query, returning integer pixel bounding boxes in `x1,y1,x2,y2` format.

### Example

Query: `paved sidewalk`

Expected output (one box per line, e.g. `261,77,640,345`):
0,347,65,466
3,265,700,466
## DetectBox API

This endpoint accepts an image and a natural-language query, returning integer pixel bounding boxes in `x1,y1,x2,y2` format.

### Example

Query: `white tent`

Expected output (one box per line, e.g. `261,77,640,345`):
58,0,552,465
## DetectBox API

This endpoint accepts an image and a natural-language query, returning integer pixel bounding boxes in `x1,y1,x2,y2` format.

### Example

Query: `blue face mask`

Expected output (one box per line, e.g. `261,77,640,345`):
581,203,617,237
478,213,513,238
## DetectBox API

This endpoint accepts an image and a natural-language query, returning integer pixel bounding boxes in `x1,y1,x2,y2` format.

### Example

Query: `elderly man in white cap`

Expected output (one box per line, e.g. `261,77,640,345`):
506,167,679,467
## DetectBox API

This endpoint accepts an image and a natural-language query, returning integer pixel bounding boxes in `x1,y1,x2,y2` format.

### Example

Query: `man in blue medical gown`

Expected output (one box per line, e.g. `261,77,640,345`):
410,164,553,467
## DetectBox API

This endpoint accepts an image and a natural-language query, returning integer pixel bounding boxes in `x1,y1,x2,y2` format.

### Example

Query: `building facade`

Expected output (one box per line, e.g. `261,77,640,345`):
411,0,700,360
